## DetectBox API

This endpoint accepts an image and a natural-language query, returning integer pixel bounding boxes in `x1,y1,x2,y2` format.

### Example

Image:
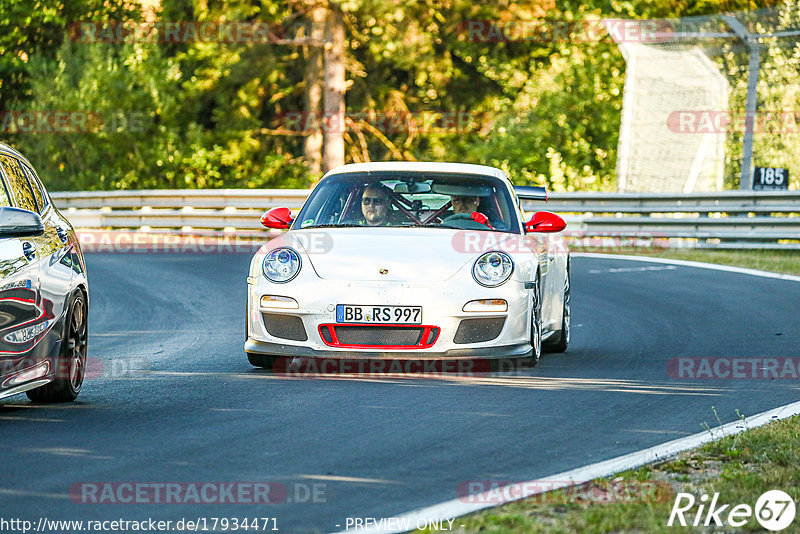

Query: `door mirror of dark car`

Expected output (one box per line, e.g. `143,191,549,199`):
525,211,566,233
0,207,45,238
260,207,294,229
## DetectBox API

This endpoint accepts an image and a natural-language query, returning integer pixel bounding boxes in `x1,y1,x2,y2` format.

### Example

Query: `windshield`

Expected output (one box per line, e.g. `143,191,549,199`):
293,171,521,233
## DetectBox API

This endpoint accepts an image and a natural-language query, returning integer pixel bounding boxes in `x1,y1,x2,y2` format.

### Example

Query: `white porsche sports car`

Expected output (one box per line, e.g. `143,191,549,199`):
245,162,569,369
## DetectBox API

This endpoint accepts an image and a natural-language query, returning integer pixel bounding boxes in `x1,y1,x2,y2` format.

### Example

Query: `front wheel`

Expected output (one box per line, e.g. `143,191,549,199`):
521,274,542,368
27,291,88,403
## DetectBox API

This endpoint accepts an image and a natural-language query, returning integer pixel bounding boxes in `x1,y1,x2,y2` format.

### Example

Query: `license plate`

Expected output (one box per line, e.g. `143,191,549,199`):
336,305,422,324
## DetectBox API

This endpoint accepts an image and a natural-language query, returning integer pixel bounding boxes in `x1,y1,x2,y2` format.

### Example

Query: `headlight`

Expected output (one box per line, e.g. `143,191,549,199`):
473,251,514,287
262,248,302,283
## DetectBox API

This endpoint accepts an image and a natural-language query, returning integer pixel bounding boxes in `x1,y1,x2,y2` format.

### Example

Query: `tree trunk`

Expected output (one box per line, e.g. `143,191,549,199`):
322,4,346,172
303,6,325,176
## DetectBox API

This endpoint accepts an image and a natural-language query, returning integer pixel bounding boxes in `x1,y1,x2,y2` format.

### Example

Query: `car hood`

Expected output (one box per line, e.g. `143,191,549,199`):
288,228,517,282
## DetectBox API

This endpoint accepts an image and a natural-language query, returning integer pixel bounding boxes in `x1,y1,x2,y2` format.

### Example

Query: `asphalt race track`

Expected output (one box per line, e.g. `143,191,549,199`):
2,253,799,533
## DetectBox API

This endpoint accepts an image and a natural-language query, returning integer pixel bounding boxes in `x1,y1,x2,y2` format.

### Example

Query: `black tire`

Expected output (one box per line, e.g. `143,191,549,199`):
521,273,542,368
544,263,570,353
247,352,276,369
27,291,88,403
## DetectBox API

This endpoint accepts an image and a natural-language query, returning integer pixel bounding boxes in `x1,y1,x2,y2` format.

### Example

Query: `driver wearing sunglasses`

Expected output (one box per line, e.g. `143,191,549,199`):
360,183,392,226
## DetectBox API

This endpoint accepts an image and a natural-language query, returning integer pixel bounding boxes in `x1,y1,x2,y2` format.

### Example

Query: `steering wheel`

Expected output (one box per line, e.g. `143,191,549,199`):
441,212,493,230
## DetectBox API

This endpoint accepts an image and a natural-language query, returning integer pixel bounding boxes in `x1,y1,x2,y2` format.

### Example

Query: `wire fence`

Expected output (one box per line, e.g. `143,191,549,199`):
611,4,800,193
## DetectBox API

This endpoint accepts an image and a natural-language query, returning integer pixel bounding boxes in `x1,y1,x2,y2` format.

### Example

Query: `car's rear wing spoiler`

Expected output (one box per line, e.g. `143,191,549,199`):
514,186,548,202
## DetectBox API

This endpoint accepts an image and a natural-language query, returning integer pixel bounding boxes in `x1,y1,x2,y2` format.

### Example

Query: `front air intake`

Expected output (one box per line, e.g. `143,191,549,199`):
318,324,439,349
453,318,506,344
262,313,308,341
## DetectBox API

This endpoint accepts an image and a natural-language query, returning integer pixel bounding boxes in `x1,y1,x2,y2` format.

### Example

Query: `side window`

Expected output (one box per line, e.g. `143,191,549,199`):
0,155,38,213
22,163,49,212
0,172,11,208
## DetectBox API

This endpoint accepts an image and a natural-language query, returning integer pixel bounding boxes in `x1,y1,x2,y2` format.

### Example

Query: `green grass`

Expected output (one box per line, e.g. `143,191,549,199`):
432,416,800,533
416,248,800,534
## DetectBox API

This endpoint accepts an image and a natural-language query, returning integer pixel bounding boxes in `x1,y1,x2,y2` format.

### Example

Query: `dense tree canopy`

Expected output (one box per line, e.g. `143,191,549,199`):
0,0,795,191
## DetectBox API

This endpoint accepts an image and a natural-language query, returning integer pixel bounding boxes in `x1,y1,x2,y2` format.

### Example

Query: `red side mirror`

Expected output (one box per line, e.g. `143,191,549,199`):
260,207,293,229
525,211,566,233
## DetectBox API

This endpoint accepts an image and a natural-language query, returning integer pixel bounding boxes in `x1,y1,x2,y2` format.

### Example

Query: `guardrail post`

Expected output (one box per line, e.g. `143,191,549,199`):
723,15,760,191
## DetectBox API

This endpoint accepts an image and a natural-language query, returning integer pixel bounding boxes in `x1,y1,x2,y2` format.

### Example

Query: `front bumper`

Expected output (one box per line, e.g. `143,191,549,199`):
244,339,533,360
246,277,533,360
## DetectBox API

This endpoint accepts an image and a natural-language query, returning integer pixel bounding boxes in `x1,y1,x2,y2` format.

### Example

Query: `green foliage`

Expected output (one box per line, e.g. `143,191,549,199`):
8,40,309,190
456,44,624,191
5,0,312,190
0,0,137,108
338,0,624,190
2,0,797,191
748,4,800,189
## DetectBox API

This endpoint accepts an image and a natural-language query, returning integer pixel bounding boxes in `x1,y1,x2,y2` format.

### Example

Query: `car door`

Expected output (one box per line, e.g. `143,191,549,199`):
530,224,563,330
21,159,76,293
0,160,46,389
1,155,73,364
523,209,559,331
541,233,562,330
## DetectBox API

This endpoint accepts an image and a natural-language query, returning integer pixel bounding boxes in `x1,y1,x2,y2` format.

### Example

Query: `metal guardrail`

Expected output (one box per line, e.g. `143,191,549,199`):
532,191,800,248
50,189,800,249
51,189,310,232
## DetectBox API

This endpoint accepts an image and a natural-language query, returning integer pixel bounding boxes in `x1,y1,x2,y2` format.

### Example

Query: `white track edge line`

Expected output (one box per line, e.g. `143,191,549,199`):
572,252,800,282
332,254,800,534
333,400,800,534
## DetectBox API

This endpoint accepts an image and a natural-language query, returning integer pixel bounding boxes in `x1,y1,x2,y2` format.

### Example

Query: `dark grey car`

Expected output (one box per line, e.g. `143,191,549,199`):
0,141,88,402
